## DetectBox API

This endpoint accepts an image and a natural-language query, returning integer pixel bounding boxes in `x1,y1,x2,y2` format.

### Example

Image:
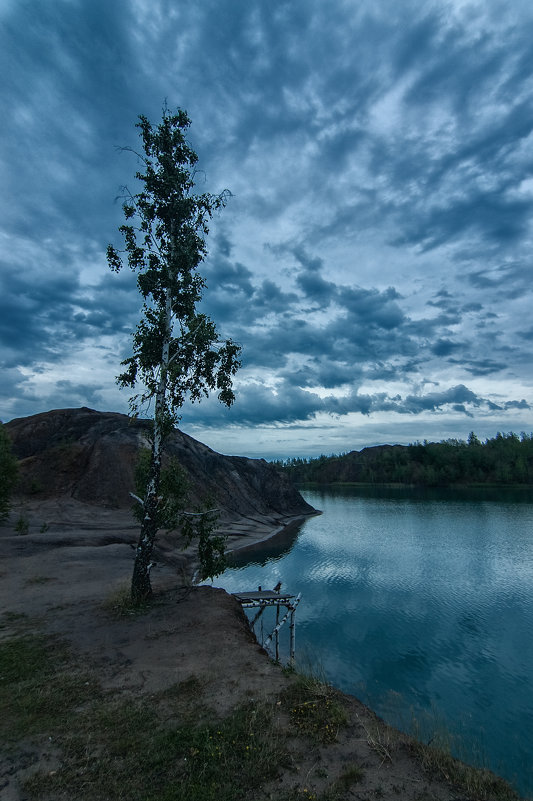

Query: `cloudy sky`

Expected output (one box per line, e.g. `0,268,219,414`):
2,0,533,459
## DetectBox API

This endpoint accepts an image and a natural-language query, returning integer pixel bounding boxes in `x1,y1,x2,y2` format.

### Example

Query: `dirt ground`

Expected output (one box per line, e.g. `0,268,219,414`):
0,498,524,801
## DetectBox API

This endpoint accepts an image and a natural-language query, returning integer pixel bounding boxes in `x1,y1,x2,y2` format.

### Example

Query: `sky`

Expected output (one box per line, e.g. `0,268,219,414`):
1,0,533,460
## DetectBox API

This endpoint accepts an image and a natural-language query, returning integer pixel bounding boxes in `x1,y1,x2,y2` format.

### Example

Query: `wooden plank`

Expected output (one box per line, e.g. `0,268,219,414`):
233,590,294,601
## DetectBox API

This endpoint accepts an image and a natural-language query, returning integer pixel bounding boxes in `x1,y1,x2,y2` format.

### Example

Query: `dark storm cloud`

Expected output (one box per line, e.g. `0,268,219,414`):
431,339,463,357
1,0,532,445
0,251,139,370
180,378,512,429
518,327,533,342
401,385,481,414
458,358,508,377
505,399,530,410
0,0,141,241
281,360,363,391
466,261,533,300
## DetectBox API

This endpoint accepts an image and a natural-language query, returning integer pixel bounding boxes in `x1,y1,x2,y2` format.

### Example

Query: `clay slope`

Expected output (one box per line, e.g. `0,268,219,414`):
5,407,315,523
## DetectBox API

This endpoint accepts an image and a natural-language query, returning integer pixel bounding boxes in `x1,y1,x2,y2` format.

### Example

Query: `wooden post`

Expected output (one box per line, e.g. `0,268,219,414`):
289,593,301,666
289,606,295,665
233,590,301,666
275,603,280,662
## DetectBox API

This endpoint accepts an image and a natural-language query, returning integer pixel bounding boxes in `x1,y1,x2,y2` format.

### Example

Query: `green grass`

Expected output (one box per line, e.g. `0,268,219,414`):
281,673,347,744
0,633,99,741
24,575,55,586
411,738,523,801
101,581,156,618
25,696,287,801
0,633,60,686
1,631,287,801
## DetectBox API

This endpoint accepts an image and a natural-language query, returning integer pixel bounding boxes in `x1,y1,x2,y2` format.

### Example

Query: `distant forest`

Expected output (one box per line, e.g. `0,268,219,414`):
274,432,533,486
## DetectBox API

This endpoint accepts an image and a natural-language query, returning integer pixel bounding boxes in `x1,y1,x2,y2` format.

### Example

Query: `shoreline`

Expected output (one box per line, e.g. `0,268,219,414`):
0,500,526,801
224,509,321,555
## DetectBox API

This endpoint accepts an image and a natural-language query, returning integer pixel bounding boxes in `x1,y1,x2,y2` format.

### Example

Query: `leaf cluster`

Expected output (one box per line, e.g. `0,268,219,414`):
134,449,226,580
106,107,240,423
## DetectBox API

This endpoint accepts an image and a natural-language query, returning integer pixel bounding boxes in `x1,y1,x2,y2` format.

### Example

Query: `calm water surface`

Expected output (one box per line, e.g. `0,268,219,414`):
211,487,533,796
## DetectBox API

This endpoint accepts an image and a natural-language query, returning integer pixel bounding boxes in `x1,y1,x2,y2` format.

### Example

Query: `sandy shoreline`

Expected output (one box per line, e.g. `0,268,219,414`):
0,497,525,801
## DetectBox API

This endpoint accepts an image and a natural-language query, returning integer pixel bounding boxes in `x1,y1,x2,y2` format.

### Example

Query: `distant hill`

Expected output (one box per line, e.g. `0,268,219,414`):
277,433,533,486
5,407,315,522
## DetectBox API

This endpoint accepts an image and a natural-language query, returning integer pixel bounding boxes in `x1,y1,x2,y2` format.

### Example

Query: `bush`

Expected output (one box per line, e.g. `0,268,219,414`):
0,424,17,523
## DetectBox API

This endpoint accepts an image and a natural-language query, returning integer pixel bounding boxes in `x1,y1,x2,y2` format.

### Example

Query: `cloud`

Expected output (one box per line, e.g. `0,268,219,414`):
1,0,533,456
400,385,481,414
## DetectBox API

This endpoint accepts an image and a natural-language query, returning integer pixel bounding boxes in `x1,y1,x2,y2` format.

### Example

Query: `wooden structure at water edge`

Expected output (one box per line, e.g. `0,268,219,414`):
232,585,301,664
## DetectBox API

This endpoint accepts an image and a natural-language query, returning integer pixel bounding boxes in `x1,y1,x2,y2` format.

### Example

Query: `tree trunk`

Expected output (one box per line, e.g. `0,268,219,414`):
131,437,162,601
131,495,159,601
131,285,173,602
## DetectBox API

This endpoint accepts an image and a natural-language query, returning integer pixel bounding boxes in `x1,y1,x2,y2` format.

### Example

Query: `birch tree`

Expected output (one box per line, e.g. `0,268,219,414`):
107,108,241,601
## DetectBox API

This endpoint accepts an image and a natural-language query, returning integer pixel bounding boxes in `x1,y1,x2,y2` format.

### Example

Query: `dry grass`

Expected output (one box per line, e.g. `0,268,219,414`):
282,673,348,744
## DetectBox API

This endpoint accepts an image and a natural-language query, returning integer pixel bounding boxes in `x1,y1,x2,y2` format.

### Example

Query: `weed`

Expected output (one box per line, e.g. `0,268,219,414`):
0,611,31,629
2,631,287,801
405,707,523,800
360,716,395,765
0,634,99,741
0,634,60,686
334,763,365,789
25,698,286,801
15,514,29,535
411,739,522,800
159,675,207,702
282,674,347,743
39,522,49,533
101,581,154,618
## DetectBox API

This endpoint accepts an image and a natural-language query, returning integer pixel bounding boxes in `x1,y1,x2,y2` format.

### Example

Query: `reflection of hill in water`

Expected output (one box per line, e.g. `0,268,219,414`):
227,516,309,568
298,482,533,504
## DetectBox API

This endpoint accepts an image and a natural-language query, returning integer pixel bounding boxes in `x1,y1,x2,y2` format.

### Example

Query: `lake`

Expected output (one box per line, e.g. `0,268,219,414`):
210,486,533,797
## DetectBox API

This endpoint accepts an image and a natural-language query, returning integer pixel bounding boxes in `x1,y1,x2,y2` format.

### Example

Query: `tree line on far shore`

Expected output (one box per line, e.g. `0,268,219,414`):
274,432,533,487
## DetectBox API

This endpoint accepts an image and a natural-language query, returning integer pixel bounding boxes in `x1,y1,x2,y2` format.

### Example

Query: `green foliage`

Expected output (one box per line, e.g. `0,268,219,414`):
107,106,240,598
107,106,241,424
0,423,17,523
282,675,347,744
279,432,533,487
14,514,29,535
0,634,98,742
133,448,226,581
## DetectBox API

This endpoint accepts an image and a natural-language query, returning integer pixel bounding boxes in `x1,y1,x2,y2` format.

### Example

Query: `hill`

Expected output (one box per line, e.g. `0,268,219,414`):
6,406,314,522
279,433,533,486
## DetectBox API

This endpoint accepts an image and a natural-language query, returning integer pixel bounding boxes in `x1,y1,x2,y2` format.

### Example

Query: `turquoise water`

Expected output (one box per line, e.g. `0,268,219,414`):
211,486,533,797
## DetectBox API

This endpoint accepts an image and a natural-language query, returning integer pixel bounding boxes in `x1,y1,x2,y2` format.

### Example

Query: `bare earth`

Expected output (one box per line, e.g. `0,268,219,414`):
0,498,521,801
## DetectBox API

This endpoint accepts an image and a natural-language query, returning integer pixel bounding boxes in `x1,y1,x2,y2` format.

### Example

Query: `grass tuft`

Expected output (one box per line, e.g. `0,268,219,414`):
282,674,347,744
101,581,154,618
411,738,523,801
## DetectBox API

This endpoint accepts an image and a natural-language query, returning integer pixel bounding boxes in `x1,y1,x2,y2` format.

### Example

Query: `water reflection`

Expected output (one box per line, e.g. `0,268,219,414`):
212,486,533,796
226,516,307,569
